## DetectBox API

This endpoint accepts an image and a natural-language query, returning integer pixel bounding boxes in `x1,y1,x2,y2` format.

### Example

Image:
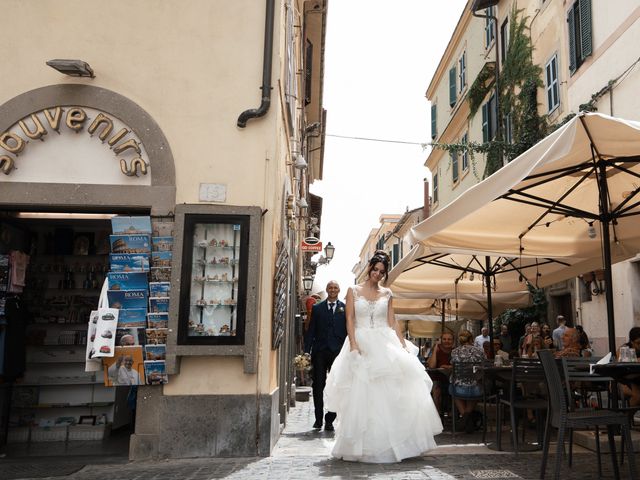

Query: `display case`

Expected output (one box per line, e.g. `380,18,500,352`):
177,215,249,345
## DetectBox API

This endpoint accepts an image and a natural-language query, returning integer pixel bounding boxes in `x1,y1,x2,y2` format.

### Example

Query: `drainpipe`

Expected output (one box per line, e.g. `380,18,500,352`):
237,0,275,128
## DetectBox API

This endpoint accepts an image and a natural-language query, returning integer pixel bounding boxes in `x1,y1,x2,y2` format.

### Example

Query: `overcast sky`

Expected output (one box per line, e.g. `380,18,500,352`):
309,0,468,297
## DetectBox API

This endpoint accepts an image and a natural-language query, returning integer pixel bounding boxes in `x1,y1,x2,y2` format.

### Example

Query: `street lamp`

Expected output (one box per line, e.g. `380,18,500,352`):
46,59,95,78
324,242,335,263
302,275,314,294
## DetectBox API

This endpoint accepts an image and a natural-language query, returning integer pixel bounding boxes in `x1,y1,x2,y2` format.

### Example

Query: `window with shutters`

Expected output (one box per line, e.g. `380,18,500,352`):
458,51,466,93
451,150,459,184
392,243,400,267
545,53,560,112
503,112,513,144
485,6,496,48
449,66,457,107
567,0,592,75
481,93,497,142
500,18,509,66
433,173,439,204
461,133,469,172
431,104,438,139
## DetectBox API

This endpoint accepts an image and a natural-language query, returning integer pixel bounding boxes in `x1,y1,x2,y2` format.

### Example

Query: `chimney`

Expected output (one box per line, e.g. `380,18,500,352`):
423,178,431,220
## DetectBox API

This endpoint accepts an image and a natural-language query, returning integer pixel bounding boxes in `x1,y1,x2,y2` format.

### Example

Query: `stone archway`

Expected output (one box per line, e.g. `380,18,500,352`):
0,84,175,215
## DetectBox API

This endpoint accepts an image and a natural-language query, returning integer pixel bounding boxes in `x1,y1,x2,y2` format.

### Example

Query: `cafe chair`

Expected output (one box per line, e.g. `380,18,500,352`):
450,360,484,435
496,357,548,453
538,350,637,480
562,356,613,476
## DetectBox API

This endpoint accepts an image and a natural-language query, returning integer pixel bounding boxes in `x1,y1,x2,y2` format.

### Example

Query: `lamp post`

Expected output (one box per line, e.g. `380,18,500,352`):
324,242,335,263
302,275,314,294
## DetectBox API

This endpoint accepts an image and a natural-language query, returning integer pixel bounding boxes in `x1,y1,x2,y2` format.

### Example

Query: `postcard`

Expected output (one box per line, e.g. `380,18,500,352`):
115,327,146,346
107,290,148,310
110,234,151,254
145,328,168,345
147,313,169,329
107,272,149,291
152,236,173,252
151,250,172,267
144,360,168,385
150,267,171,282
144,344,166,361
149,297,170,313
151,221,174,237
110,253,150,272
103,346,145,386
117,308,147,328
149,282,170,297
111,216,152,235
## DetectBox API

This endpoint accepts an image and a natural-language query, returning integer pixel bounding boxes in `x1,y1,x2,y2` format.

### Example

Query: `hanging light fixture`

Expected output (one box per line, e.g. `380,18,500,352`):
324,242,335,262
302,275,314,293
587,222,597,239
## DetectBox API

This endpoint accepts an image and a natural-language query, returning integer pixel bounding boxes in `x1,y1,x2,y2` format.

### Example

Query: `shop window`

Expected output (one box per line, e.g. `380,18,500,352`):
567,0,592,75
171,205,261,372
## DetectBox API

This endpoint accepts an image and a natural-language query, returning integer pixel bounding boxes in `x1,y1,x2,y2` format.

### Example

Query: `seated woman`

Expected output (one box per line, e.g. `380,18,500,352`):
617,327,640,407
524,335,545,358
427,332,454,415
449,329,485,433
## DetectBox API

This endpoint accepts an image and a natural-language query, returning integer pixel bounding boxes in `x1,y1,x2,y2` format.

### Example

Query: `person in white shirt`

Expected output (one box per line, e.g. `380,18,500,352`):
552,315,567,350
474,327,490,348
108,354,141,385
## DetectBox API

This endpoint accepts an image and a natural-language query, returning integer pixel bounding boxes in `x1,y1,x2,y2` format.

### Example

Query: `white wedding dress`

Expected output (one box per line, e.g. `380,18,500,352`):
324,286,443,463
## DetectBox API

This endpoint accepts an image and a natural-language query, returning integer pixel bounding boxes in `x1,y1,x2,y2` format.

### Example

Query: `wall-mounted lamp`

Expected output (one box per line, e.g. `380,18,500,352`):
302,275,314,294
298,197,308,210
46,59,94,78
294,154,308,170
324,242,335,263
582,269,606,296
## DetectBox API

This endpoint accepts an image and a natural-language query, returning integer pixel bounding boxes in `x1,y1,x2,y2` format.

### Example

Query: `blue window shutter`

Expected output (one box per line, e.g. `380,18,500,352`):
567,8,577,74
431,104,437,139
449,67,457,107
580,0,592,58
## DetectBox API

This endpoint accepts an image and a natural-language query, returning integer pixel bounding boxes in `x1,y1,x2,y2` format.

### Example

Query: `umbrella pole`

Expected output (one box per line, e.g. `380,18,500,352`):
597,163,617,354
441,299,446,334
485,256,495,356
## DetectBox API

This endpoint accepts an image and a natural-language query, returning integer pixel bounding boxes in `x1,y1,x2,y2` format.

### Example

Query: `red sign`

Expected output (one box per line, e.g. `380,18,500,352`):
301,236,322,252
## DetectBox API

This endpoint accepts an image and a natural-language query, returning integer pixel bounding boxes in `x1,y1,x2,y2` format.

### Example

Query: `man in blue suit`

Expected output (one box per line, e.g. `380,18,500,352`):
304,280,347,431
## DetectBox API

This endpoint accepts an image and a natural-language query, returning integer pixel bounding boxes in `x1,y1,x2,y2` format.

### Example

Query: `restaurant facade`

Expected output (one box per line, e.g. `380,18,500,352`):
0,0,327,459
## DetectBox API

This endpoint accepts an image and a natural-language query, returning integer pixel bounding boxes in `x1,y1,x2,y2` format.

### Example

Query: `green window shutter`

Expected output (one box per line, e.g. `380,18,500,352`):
431,104,437,139
449,67,457,107
567,8,577,74
482,103,489,142
392,244,400,267
580,0,592,59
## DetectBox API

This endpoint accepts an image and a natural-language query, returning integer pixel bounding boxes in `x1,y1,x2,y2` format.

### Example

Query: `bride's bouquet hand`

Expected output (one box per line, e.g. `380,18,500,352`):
350,343,361,355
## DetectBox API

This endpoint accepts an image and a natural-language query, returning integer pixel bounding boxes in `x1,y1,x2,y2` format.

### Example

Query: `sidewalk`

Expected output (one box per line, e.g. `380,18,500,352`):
1,397,636,479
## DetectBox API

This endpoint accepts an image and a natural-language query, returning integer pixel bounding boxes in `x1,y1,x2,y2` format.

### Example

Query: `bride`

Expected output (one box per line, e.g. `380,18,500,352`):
324,250,443,463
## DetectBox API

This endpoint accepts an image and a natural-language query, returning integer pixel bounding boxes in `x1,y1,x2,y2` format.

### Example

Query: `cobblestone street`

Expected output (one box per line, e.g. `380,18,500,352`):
1,397,637,480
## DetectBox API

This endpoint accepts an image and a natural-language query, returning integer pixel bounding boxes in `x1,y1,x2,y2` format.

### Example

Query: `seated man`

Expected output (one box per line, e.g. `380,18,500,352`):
427,332,454,415
554,327,581,358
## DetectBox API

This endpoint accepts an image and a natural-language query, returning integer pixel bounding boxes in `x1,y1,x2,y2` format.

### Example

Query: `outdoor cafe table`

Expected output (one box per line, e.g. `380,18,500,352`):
593,362,640,386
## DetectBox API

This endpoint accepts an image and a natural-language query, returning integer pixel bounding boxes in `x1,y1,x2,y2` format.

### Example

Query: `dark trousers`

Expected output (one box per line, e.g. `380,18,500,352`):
311,348,338,424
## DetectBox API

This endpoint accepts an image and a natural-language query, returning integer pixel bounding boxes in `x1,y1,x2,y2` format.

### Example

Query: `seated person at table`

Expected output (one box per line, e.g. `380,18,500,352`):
450,330,485,433
541,323,554,349
617,327,640,407
524,335,546,358
520,322,540,357
576,325,593,358
427,332,454,414
554,327,581,358
492,339,510,361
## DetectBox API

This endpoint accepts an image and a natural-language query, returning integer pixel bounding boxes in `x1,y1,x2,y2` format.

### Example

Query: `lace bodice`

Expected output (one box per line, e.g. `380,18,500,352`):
352,286,391,329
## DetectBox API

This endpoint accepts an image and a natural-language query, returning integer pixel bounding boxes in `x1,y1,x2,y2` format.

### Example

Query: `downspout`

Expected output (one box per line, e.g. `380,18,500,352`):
237,0,275,128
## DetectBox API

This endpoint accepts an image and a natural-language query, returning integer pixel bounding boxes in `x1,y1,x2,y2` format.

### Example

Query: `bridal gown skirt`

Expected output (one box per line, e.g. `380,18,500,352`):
324,326,443,463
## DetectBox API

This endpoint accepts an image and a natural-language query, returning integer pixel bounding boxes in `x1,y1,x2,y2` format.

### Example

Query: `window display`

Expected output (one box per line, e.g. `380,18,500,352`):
179,217,248,344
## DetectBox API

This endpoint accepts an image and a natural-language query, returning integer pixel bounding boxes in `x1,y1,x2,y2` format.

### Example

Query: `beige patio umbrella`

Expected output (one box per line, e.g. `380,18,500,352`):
410,112,640,352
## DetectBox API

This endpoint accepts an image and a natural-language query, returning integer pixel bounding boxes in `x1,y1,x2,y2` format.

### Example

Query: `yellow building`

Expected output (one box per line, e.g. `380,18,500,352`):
0,0,327,459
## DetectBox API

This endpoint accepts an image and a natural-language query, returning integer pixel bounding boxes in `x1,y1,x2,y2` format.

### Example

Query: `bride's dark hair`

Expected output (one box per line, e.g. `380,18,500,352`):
366,250,390,284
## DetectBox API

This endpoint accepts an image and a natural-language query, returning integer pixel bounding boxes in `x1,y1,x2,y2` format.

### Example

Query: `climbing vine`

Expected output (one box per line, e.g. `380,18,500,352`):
433,4,547,179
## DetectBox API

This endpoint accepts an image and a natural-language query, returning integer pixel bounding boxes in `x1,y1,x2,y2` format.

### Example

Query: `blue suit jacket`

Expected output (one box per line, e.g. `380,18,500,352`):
304,299,347,354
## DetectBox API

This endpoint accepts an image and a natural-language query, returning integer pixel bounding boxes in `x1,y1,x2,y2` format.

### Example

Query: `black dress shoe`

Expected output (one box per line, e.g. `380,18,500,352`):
324,422,334,431
312,420,322,429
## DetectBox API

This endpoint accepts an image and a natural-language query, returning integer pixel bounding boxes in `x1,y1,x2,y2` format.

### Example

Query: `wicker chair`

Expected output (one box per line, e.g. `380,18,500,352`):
538,350,637,480
496,357,548,452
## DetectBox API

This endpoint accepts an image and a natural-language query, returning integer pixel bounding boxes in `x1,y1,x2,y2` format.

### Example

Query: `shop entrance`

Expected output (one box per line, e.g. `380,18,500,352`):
0,211,145,457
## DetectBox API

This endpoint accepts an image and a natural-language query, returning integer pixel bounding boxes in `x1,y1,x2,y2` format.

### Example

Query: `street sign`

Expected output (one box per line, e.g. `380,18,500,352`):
301,236,322,252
